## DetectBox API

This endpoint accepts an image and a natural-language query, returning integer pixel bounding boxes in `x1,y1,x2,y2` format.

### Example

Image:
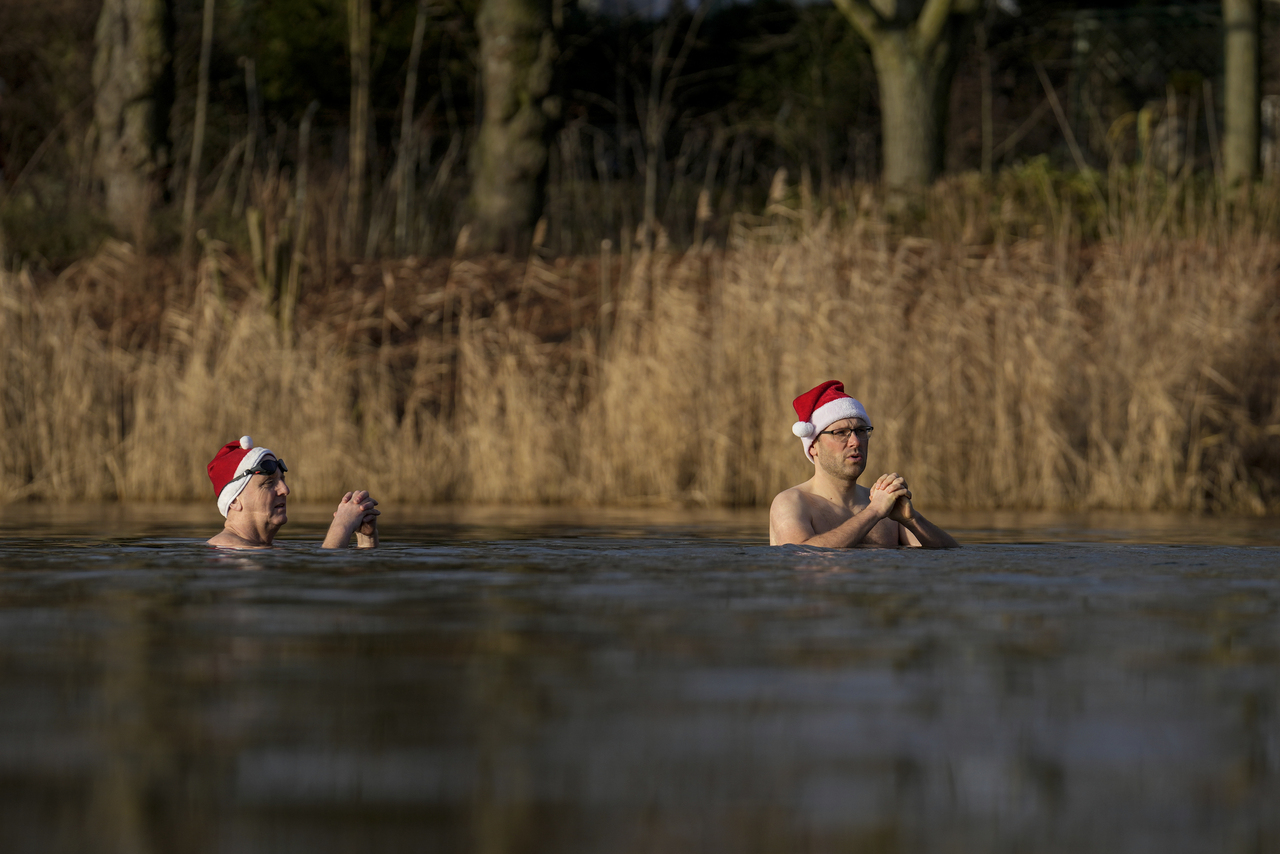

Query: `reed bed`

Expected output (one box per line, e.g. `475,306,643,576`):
2,172,1278,512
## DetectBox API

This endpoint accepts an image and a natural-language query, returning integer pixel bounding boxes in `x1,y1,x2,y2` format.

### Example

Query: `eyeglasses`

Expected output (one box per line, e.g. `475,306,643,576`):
817,426,873,443
231,458,287,483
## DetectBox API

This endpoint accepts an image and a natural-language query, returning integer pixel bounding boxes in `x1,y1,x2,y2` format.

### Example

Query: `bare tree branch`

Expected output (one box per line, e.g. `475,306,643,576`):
914,0,955,50
661,0,711,110
830,0,884,42
868,0,898,20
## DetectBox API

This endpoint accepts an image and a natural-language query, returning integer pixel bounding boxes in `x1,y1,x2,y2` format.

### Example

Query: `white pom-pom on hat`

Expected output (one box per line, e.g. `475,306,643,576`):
239,435,253,450
792,421,814,438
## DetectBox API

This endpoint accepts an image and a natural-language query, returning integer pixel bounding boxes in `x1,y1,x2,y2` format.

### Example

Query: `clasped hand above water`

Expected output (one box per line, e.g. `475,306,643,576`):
323,489,380,549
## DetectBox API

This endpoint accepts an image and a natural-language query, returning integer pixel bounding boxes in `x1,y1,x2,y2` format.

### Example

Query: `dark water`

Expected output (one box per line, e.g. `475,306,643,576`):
1,506,1278,854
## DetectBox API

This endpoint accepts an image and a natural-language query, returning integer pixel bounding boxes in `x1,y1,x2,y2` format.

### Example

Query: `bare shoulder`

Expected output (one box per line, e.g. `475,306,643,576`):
207,530,263,549
207,530,235,547
769,482,818,546
770,482,816,515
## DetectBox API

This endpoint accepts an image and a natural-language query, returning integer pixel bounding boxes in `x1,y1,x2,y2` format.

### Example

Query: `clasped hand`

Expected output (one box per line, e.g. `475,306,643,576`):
334,489,380,537
868,472,915,523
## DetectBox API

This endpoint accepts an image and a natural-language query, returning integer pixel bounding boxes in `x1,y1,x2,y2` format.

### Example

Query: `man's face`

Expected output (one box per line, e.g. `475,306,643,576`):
812,417,871,481
236,455,290,529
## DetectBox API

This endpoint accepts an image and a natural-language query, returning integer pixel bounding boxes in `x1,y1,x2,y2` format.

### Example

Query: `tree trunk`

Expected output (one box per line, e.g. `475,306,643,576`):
395,0,430,256
181,0,216,265
92,0,174,237
977,17,993,177
346,0,371,255
833,0,974,192
1223,0,1258,186
284,100,320,338
470,0,558,253
870,32,954,189
232,58,258,218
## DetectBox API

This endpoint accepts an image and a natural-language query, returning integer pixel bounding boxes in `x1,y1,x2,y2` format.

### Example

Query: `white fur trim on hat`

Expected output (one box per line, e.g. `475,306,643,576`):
217,445,272,517
801,397,871,461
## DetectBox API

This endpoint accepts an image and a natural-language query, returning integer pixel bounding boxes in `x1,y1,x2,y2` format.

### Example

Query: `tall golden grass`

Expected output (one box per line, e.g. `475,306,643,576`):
2,167,1278,512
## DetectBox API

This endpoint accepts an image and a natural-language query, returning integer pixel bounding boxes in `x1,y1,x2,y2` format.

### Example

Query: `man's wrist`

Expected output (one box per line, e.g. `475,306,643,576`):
329,517,358,540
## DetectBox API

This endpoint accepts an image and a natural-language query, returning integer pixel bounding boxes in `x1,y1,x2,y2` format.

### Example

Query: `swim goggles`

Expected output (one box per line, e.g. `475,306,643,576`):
230,458,288,482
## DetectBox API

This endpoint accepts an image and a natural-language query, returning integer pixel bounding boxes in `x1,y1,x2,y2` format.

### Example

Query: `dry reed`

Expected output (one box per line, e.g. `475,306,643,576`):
2,171,1278,513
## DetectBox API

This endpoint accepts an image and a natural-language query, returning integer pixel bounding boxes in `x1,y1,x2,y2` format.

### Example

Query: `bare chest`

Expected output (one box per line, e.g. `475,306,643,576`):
808,498,900,547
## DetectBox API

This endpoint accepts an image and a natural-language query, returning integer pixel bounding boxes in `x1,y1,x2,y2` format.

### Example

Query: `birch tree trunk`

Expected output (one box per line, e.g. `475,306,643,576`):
92,0,174,237
470,0,558,253
1223,0,1258,186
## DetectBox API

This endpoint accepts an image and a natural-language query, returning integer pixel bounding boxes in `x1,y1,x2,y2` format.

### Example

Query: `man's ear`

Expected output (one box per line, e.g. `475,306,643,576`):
228,496,243,513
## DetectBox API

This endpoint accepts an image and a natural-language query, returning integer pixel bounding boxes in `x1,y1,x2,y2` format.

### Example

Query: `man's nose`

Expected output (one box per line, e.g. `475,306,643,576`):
278,480,290,496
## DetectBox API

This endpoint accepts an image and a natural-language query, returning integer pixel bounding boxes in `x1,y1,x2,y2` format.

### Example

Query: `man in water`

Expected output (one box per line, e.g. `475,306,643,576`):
206,436,380,549
770,381,958,548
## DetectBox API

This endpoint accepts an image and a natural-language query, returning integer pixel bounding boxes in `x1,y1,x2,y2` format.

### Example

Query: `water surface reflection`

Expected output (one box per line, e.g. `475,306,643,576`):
0,508,1277,853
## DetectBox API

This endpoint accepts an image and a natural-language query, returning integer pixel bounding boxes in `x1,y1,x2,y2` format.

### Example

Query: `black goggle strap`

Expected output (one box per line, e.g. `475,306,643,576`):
230,458,287,482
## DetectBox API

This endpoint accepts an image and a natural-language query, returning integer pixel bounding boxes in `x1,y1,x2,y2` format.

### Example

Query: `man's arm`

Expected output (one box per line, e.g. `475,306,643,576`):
890,485,959,549
896,512,958,548
354,514,379,548
770,476,907,548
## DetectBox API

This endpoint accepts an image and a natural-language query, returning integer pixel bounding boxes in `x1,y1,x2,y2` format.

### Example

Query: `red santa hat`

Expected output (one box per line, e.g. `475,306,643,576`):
791,380,870,461
207,436,274,518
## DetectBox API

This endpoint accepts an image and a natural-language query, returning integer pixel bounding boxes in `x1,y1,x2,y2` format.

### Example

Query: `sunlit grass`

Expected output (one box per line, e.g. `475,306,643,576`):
2,165,1277,512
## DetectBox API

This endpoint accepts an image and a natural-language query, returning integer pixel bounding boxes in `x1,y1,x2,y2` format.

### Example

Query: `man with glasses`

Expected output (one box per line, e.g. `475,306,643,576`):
206,436,380,549
770,381,957,548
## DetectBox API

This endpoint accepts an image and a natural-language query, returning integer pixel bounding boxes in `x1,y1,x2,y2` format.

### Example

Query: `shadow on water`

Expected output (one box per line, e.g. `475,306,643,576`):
0,505,1277,853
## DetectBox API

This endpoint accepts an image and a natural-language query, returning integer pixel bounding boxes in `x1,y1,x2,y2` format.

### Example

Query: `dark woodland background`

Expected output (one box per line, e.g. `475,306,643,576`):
3,0,1277,265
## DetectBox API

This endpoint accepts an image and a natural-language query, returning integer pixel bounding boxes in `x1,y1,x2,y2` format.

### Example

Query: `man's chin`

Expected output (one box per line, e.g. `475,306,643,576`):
818,458,864,481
